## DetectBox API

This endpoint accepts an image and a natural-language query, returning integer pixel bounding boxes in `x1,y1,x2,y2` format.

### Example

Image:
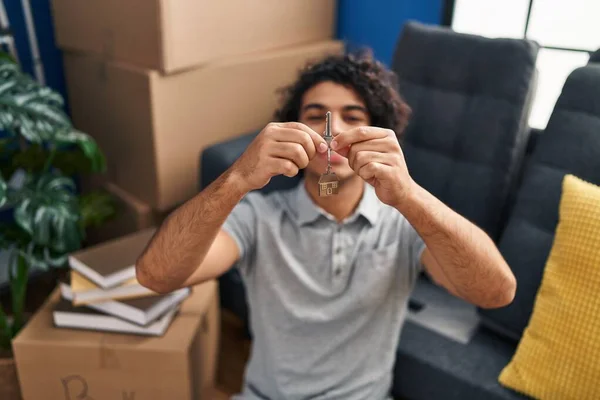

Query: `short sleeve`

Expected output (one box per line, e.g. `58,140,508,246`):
410,229,426,274
399,216,426,285
221,193,258,273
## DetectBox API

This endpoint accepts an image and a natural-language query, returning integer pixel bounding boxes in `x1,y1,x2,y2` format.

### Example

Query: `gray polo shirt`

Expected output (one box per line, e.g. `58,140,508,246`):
223,180,425,400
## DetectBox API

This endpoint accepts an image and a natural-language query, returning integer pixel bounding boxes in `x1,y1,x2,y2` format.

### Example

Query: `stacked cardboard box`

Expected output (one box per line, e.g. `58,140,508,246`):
13,229,220,399
51,0,342,216
13,283,220,400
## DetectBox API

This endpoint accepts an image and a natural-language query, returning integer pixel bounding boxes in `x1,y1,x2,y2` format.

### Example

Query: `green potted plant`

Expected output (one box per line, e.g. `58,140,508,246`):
0,54,115,398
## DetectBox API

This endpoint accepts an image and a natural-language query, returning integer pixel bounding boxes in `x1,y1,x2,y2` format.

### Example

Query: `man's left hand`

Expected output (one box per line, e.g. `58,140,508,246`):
331,126,413,206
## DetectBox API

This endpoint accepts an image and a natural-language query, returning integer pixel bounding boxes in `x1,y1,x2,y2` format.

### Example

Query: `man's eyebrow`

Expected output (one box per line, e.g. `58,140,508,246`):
302,104,368,113
343,105,368,113
302,103,326,112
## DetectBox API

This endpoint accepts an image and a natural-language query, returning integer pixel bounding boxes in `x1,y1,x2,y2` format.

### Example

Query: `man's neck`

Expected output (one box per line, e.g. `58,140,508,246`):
303,173,365,222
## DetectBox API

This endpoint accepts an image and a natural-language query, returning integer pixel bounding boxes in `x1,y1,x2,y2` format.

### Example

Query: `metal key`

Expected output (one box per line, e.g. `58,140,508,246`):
319,111,339,197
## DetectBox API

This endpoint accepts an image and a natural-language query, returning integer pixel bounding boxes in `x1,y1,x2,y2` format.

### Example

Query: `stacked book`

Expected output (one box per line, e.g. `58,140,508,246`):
53,228,190,336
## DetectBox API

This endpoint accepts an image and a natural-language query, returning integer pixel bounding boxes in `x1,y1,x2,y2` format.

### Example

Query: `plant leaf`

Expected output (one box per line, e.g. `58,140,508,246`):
0,172,6,208
44,246,69,268
12,143,97,176
13,172,82,254
0,51,17,65
53,129,106,173
15,241,68,271
14,198,33,234
0,80,17,97
0,58,71,142
79,189,117,229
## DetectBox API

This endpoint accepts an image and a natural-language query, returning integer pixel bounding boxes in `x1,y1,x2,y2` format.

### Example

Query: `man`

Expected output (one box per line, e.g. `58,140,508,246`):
136,52,516,400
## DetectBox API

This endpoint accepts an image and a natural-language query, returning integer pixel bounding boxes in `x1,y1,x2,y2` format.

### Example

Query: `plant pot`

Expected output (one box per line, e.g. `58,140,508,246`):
0,351,22,400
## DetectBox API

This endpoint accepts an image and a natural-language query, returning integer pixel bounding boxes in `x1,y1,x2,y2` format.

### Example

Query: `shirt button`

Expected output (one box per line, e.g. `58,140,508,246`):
336,247,342,254
335,268,342,276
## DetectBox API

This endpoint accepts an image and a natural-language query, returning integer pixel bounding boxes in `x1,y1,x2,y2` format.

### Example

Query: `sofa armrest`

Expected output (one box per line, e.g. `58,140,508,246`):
199,131,303,193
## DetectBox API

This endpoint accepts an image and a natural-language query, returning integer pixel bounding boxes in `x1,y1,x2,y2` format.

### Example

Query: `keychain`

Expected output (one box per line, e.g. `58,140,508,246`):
318,111,339,197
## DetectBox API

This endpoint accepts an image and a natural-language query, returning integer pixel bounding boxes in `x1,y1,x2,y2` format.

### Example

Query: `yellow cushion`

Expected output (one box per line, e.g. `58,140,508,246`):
499,174,600,399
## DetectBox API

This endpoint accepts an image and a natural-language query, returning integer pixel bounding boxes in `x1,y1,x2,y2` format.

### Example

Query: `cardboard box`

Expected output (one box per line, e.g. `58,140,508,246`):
64,40,344,210
13,280,220,400
51,0,337,73
84,182,168,246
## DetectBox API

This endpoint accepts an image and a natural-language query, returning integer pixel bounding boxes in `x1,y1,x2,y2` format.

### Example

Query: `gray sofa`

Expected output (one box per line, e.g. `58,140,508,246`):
198,22,600,400
391,22,539,241
392,60,600,400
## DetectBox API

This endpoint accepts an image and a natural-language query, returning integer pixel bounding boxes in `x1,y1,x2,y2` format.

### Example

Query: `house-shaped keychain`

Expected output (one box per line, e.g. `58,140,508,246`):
319,174,339,197
319,111,339,197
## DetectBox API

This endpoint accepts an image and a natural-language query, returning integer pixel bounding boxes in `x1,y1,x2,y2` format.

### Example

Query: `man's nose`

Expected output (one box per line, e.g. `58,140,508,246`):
330,114,345,137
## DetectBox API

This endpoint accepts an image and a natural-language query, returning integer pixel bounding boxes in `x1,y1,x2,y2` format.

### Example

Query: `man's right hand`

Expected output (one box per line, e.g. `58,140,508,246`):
136,123,327,292
230,122,328,192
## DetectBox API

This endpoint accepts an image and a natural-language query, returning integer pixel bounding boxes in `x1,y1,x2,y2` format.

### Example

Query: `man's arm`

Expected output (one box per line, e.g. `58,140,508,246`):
136,122,328,293
331,126,516,309
136,169,246,293
398,182,516,309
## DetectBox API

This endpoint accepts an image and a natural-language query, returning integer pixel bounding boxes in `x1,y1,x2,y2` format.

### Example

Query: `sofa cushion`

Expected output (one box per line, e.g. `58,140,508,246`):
478,64,600,339
392,277,530,400
391,21,539,240
499,174,600,399
393,320,530,400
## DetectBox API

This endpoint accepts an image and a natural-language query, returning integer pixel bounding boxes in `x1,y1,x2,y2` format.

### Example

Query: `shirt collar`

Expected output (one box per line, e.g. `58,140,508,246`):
294,180,380,226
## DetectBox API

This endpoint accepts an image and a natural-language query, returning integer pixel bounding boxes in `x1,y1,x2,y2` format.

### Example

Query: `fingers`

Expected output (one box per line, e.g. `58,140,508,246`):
269,142,310,169
271,158,300,178
350,151,400,173
270,128,316,159
270,122,328,156
278,122,325,145
357,162,393,182
331,126,395,151
346,138,397,166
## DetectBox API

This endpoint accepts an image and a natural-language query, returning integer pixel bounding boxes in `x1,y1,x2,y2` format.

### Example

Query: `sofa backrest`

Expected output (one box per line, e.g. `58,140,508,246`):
478,63,600,340
391,21,539,241
589,48,600,64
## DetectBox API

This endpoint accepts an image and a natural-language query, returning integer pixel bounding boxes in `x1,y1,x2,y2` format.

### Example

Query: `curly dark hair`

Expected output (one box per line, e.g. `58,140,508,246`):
274,50,412,137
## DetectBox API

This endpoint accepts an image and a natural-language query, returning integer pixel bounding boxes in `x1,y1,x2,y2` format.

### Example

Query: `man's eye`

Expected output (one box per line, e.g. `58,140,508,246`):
306,115,324,121
346,116,365,122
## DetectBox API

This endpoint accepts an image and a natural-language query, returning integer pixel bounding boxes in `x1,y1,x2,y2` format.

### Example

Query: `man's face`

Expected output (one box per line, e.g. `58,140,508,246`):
298,81,371,181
